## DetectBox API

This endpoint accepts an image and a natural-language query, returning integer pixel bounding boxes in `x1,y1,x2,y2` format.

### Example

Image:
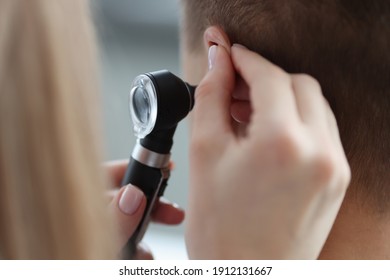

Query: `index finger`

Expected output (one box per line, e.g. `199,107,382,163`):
104,159,129,187
231,45,299,124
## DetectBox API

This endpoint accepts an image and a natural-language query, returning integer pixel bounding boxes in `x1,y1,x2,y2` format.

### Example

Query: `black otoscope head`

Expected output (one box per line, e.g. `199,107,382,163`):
129,70,196,153
123,70,196,259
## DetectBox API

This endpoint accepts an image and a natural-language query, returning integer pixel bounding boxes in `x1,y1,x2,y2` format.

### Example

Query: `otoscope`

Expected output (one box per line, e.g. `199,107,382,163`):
121,70,196,259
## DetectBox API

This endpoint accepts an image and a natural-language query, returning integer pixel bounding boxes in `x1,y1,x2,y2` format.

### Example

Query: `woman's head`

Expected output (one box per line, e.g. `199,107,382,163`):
0,0,116,259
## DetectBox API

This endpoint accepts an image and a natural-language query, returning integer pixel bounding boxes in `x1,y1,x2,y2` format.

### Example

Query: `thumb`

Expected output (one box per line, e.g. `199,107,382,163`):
110,184,146,247
192,45,235,141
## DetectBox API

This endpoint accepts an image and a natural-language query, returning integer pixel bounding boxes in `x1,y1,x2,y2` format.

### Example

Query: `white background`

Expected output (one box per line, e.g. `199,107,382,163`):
1,260,389,280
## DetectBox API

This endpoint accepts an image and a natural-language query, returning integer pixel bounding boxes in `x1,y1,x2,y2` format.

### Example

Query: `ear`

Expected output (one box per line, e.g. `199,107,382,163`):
203,26,231,53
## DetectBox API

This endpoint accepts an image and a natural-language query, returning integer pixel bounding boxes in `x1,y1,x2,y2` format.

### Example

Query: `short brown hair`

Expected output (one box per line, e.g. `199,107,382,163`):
181,0,390,213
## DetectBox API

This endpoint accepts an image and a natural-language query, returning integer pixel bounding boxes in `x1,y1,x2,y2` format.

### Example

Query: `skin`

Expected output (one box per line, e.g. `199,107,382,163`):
110,25,390,259
183,26,390,259
183,26,353,259
107,149,390,259
105,160,185,259
319,200,390,259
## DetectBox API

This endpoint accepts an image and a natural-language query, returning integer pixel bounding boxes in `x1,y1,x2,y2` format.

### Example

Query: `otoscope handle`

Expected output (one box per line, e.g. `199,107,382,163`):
121,142,170,259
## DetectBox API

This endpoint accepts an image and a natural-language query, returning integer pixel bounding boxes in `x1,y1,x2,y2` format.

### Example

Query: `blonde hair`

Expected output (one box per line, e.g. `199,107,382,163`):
0,0,117,259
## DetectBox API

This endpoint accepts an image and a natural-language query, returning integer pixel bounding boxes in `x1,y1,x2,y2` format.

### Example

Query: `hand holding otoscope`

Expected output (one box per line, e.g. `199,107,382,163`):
121,70,195,259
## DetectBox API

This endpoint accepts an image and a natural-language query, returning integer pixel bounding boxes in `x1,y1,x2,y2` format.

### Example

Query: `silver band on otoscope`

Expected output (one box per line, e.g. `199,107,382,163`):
131,141,170,168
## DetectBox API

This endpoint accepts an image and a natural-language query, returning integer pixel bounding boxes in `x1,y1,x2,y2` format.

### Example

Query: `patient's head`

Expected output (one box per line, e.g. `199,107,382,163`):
181,0,390,211
180,0,390,258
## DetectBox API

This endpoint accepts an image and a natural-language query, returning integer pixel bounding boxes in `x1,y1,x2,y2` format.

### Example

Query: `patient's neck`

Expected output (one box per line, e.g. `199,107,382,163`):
319,194,390,259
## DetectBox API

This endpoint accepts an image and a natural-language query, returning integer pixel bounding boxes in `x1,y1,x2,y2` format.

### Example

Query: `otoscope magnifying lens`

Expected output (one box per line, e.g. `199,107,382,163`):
129,75,158,139
133,87,151,125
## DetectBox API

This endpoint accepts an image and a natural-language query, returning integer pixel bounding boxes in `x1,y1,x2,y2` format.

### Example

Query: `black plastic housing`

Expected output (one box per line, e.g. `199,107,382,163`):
146,70,195,132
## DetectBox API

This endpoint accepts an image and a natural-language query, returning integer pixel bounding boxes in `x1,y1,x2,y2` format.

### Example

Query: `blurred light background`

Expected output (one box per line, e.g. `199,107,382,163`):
92,0,188,259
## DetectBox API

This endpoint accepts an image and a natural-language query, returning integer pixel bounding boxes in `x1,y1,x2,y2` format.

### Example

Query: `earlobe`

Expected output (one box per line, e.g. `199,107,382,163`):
203,26,231,53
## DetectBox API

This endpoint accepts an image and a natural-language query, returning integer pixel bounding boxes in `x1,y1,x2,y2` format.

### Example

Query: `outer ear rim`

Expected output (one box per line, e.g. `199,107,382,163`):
203,26,231,53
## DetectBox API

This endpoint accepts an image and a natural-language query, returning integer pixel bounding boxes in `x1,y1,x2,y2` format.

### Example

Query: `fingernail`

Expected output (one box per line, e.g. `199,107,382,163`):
119,185,143,215
159,197,183,210
233,43,247,49
208,45,217,70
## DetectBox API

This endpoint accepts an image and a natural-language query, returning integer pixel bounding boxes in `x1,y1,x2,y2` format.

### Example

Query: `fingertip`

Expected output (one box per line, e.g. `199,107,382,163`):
112,185,146,247
231,101,252,123
169,161,175,171
152,198,185,225
232,43,248,50
118,185,145,216
231,44,251,73
231,43,257,67
105,159,129,187
133,243,154,260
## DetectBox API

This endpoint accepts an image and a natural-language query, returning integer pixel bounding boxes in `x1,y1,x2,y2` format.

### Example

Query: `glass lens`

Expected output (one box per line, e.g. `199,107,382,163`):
129,75,157,138
132,87,150,125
